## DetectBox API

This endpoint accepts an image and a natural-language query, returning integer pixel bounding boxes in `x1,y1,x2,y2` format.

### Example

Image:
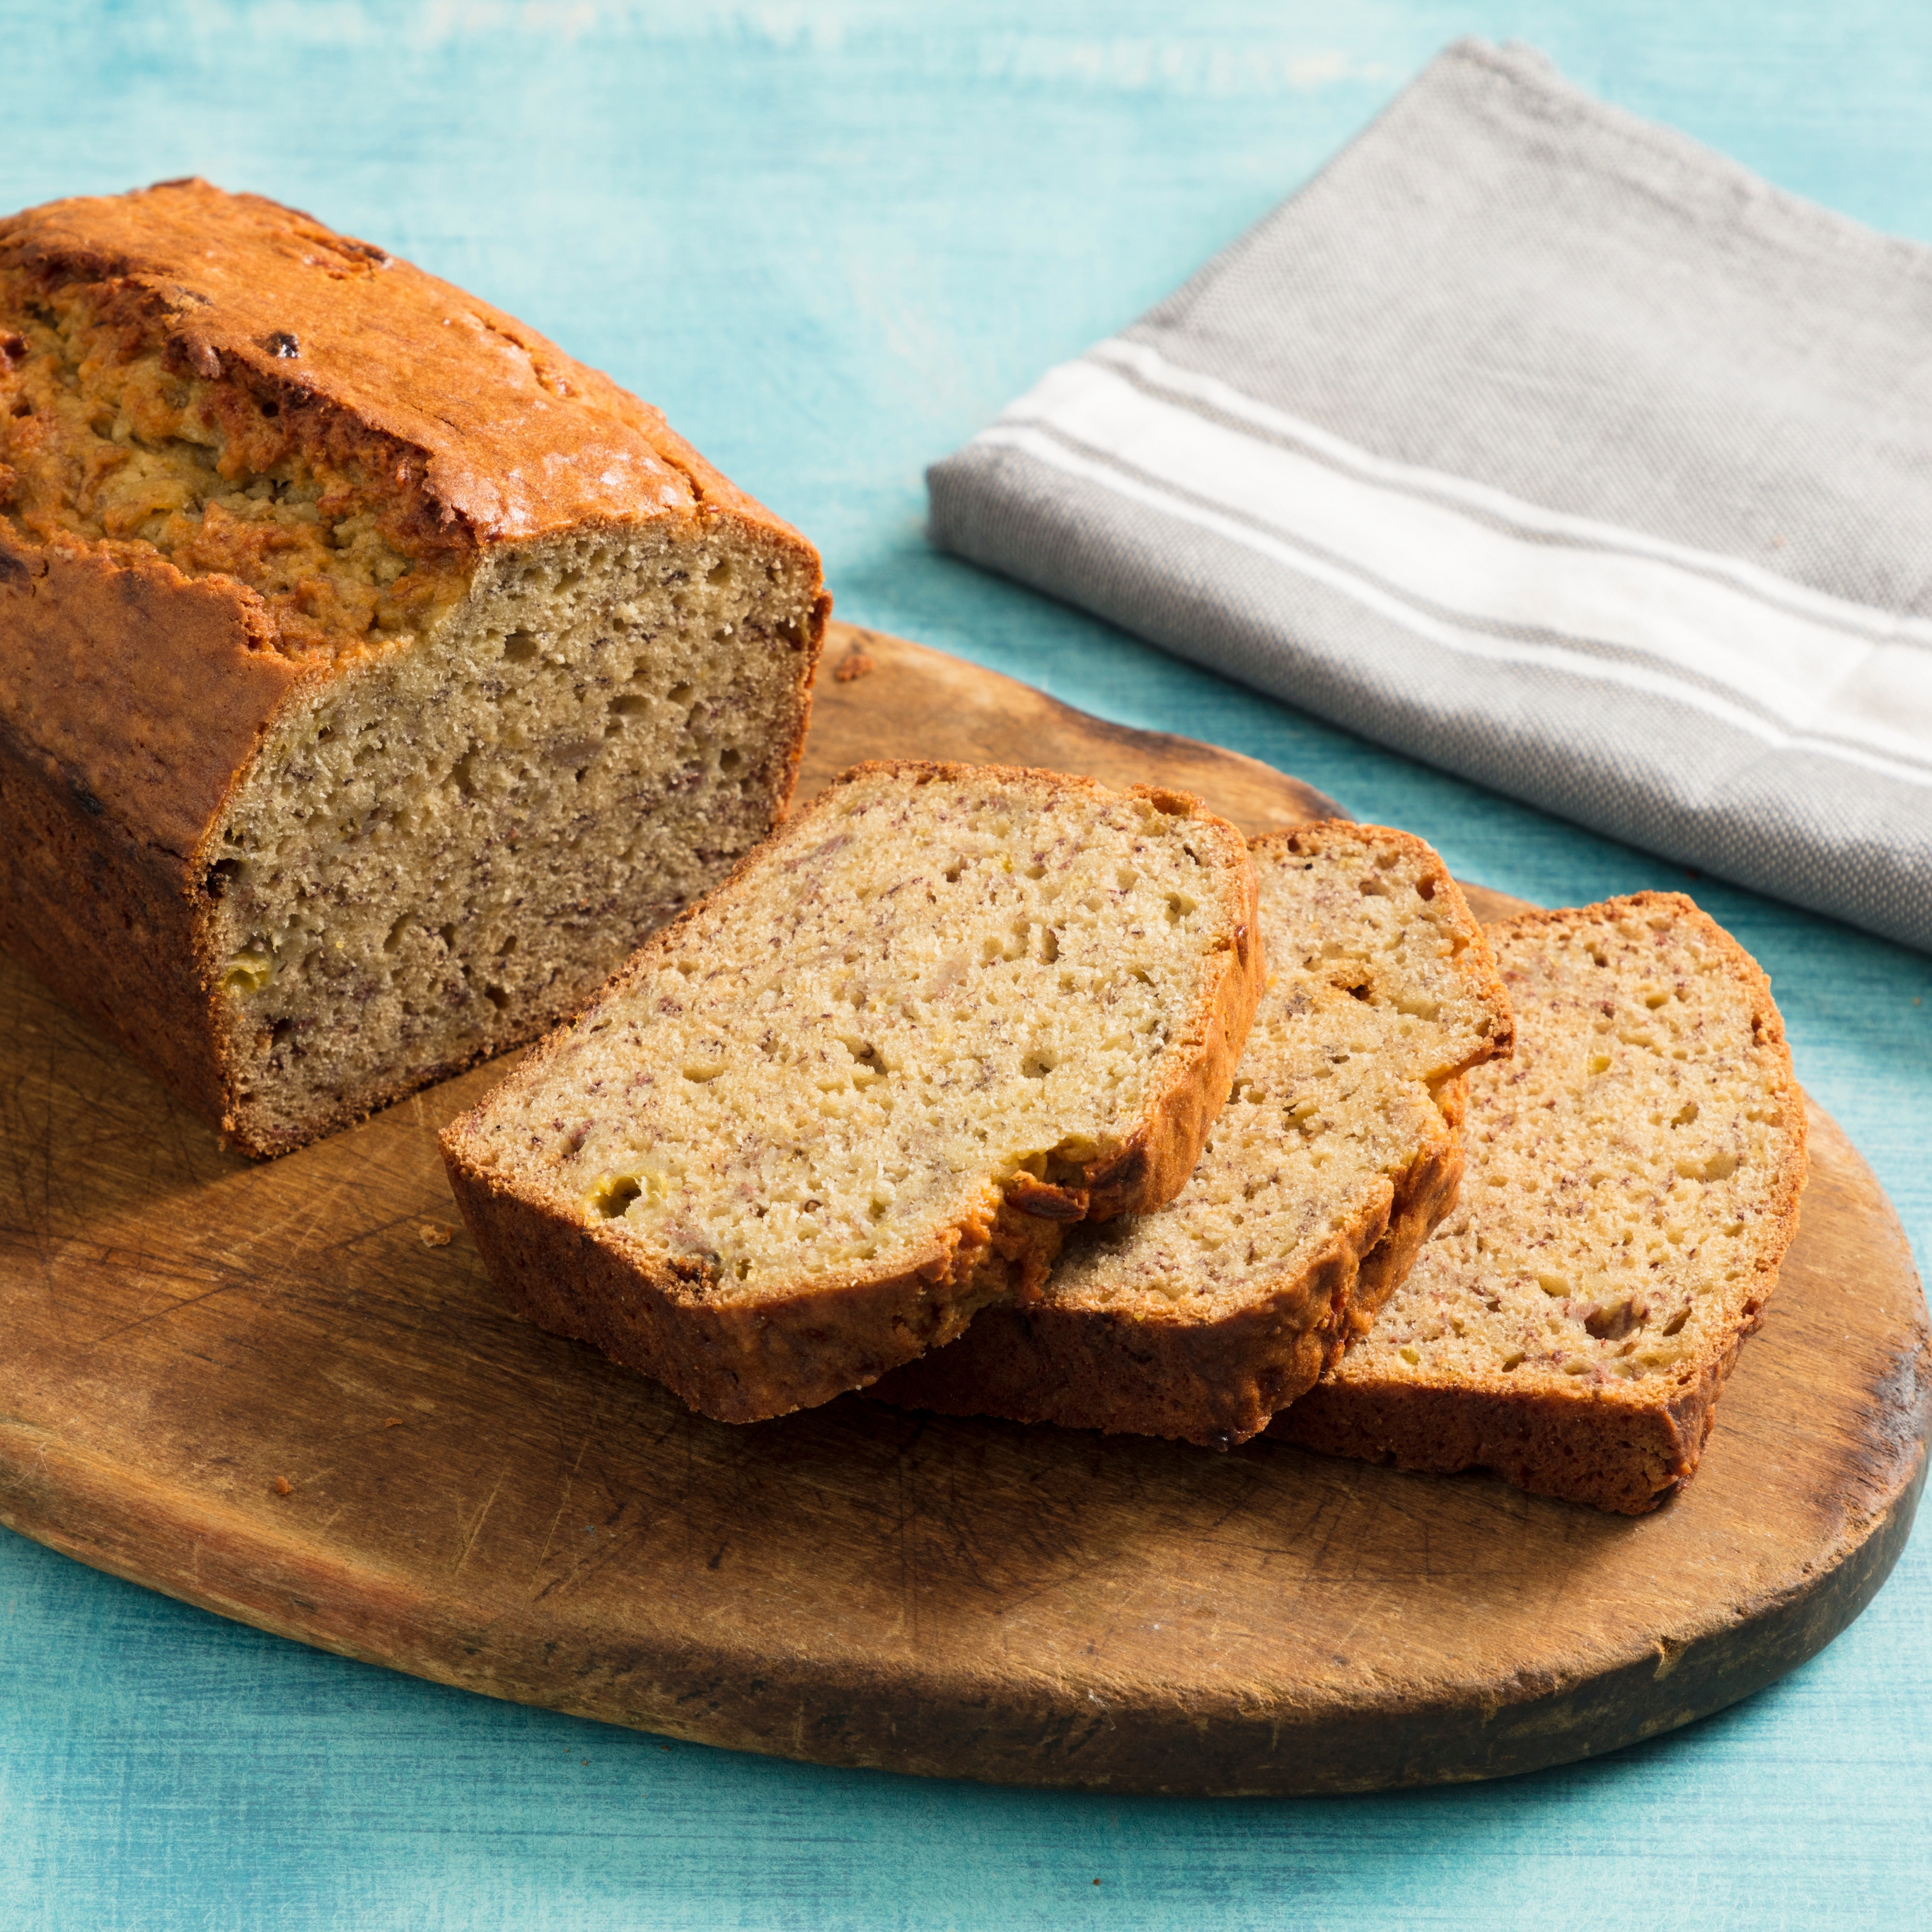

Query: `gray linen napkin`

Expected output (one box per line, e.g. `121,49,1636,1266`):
928,38,1932,953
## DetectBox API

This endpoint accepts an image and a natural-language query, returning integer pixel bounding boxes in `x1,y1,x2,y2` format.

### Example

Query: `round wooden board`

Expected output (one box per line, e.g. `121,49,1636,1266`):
0,623,1924,1795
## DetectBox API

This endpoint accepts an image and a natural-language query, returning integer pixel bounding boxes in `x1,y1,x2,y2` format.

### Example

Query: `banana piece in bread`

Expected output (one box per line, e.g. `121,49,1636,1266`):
0,179,828,1155
441,761,1263,1423
1276,893,1807,1513
873,821,1513,1445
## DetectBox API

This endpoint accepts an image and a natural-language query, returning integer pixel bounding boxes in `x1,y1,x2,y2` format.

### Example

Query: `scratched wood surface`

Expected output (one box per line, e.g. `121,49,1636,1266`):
0,624,1924,1795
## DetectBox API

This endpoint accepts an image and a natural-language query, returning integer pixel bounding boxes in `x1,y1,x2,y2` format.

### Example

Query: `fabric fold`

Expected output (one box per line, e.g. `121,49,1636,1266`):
929,37,1932,952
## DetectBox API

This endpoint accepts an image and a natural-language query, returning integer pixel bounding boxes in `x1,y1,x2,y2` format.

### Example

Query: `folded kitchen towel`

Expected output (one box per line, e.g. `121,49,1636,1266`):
927,38,1932,954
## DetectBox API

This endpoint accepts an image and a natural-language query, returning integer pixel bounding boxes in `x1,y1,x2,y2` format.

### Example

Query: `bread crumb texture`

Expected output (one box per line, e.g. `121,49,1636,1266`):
873,821,1510,1442
211,522,818,1150
1332,896,1802,1391
1058,823,1505,1320
453,764,1256,1309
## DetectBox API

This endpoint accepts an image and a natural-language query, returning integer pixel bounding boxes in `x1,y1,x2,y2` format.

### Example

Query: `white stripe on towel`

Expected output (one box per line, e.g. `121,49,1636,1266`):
972,346,1932,787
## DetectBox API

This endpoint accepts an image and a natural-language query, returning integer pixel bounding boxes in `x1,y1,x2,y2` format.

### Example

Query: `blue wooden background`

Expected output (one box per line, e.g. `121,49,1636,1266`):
4,4,1929,1926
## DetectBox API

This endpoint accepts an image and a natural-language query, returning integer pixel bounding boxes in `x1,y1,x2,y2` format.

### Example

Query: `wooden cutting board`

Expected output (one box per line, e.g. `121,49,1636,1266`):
0,622,1924,1796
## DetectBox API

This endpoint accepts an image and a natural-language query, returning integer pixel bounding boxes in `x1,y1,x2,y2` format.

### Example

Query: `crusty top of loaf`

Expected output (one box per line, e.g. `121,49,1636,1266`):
0,178,797,549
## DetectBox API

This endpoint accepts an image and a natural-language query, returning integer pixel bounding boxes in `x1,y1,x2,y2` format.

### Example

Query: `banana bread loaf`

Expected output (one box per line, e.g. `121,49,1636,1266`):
873,821,1512,1444
0,178,828,1154
441,761,1263,1423
1275,893,1807,1513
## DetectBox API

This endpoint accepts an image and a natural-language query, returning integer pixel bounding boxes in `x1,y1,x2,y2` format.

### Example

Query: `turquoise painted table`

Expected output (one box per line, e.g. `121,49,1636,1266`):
4,5,1930,1926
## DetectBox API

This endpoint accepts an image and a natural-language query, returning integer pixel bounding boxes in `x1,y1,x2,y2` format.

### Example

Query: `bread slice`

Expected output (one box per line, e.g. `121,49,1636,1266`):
0,179,828,1154
441,761,1263,1423
1274,893,1808,1513
872,821,1514,1445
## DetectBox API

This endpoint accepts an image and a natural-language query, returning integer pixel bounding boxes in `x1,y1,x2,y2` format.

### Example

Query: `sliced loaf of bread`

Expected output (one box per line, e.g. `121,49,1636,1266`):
1274,893,1807,1514
441,760,1263,1423
872,822,1513,1445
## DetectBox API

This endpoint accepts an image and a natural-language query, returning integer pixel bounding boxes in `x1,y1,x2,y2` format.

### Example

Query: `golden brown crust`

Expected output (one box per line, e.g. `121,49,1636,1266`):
1271,1353,1733,1516
0,538,311,850
441,760,1261,1423
0,539,311,1131
0,179,814,553
1275,893,1810,1515
0,701,226,1120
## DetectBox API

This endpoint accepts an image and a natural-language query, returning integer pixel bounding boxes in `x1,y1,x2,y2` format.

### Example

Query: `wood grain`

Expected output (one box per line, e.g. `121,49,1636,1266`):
0,625,1922,1795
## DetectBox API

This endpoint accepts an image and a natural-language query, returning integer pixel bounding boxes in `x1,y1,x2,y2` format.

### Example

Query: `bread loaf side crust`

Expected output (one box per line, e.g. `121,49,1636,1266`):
870,1110,1466,1446
0,180,828,1153
1274,893,1809,1515
447,1157,1061,1424
0,703,226,1120
441,760,1261,1422
1272,1355,1729,1516
0,540,316,1128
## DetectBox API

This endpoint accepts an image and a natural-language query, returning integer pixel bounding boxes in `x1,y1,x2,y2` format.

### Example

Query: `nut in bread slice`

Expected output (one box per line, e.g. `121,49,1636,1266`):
442,760,1263,1423
873,821,1513,1445
1275,893,1808,1513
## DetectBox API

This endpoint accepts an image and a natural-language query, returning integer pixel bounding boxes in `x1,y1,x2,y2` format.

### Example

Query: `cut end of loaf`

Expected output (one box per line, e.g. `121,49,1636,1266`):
443,760,1263,1421
1278,891,1809,1512
205,525,824,1154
